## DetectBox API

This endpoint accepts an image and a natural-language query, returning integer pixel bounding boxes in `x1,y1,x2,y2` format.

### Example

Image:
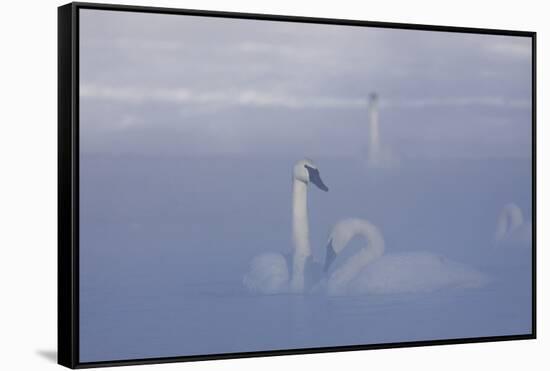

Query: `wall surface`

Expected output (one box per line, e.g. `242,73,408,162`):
0,0,546,370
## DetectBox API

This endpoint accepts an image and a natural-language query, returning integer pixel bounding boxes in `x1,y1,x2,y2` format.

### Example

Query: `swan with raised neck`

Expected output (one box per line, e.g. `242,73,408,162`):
290,159,328,293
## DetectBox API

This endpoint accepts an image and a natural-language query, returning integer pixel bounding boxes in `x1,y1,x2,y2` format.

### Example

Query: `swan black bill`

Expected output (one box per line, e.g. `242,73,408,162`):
304,165,329,192
324,240,337,272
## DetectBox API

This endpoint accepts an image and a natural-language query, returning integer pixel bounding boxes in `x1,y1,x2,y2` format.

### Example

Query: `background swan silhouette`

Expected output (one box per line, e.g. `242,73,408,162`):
494,203,532,248
323,218,488,296
243,159,328,294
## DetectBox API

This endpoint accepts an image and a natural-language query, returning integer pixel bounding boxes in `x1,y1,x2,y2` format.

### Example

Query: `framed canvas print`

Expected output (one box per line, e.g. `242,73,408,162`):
58,2,536,368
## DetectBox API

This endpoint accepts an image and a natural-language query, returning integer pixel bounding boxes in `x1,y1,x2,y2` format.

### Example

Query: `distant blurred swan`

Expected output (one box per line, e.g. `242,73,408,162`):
494,203,532,248
323,218,488,296
243,159,328,294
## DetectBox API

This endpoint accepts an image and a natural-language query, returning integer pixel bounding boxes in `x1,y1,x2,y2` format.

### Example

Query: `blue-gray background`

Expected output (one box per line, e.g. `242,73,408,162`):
79,9,532,362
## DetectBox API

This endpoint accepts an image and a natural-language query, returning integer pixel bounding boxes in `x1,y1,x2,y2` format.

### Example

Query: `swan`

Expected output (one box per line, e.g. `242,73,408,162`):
243,159,328,294
364,93,399,169
494,203,532,248
323,218,488,296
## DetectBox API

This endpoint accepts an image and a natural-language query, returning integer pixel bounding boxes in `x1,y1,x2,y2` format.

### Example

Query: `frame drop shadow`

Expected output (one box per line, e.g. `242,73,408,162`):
37,350,57,363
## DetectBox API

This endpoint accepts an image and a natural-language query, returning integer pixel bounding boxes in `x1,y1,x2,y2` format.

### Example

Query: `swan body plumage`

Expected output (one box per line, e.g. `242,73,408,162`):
349,252,488,295
243,252,323,294
243,252,289,294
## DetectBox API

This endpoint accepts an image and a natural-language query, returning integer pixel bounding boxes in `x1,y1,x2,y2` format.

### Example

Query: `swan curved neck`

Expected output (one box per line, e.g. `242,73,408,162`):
328,220,385,295
290,179,310,292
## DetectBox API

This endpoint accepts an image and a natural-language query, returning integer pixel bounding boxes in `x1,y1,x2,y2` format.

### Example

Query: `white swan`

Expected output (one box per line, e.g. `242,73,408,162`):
494,203,532,248
243,159,328,294
323,218,488,296
364,93,399,169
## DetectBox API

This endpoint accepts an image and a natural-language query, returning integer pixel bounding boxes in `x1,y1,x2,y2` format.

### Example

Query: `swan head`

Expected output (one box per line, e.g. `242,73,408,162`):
293,159,329,192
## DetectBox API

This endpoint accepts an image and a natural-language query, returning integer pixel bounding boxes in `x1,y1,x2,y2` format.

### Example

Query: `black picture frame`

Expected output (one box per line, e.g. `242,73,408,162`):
58,2,537,369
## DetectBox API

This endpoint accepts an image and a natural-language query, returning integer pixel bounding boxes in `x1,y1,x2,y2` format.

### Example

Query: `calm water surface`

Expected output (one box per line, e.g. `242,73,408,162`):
79,156,532,361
